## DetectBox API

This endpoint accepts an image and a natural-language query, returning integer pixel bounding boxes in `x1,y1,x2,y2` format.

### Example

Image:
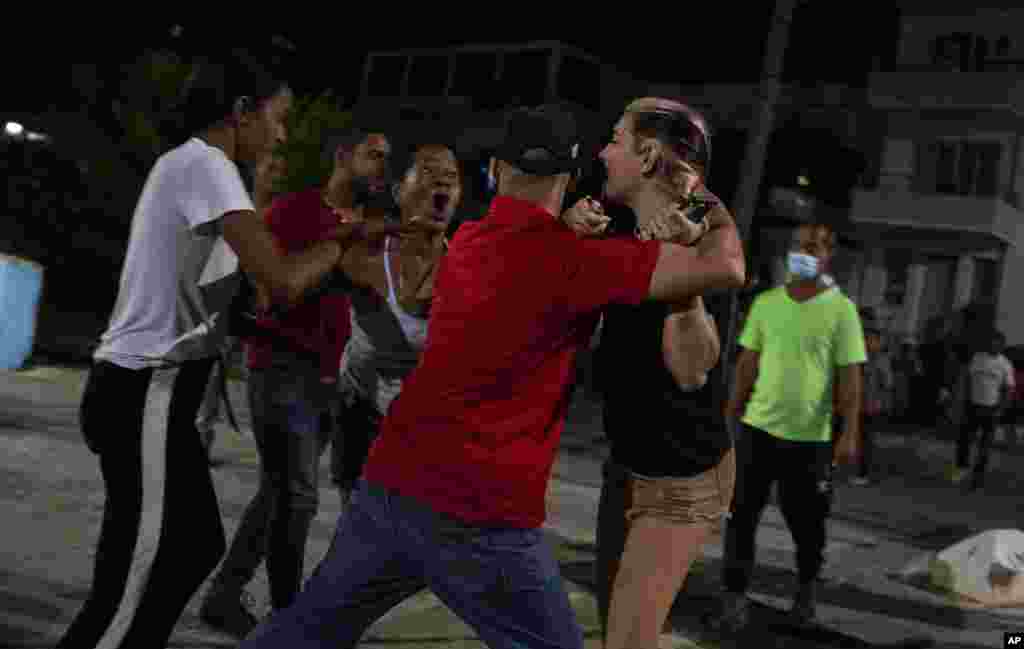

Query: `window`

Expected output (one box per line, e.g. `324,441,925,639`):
884,250,910,308
499,50,551,108
407,55,449,97
996,36,1012,58
930,32,987,71
451,52,498,99
557,56,601,110
367,56,406,97
917,140,1001,197
973,258,999,302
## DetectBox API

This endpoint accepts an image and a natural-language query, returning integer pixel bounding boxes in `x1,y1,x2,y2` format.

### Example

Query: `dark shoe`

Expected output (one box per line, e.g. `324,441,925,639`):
968,472,985,492
705,591,749,633
199,588,258,639
788,582,817,627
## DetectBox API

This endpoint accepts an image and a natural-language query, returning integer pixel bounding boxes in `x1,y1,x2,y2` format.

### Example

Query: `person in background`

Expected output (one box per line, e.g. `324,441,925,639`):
997,356,1023,445
199,126,399,637
713,221,865,632
953,329,1014,491
851,323,893,486
891,340,918,424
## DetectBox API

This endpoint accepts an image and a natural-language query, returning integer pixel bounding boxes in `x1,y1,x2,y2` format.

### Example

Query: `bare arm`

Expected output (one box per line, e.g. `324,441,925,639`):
648,197,745,301
221,210,343,307
662,298,720,390
648,240,744,302
657,201,741,386
834,363,864,464
726,348,760,419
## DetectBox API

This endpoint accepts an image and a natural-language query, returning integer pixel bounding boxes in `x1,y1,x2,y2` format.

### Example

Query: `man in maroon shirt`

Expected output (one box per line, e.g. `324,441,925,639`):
201,127,394,637
240,104,744,649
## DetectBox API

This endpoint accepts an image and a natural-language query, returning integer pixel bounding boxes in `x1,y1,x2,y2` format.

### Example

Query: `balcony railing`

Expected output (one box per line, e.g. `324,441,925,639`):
850,189,1018,245
867,68,1024,113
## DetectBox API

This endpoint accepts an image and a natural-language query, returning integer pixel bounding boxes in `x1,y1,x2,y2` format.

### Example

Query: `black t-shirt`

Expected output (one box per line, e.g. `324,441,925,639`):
597,298,732,478
595,206,730,477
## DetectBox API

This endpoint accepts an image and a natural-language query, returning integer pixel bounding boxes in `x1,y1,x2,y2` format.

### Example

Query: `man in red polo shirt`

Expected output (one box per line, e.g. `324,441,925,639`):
201,127,395,636
241,105,744,649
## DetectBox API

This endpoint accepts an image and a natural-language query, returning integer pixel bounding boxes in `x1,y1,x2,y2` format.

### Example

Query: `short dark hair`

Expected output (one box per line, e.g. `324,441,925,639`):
390,140,459,183
179,49,287,137
793,220,837,250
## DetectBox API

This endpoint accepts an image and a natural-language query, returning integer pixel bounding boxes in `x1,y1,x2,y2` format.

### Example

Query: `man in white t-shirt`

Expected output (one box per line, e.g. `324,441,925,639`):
955,329,1014,491
58,52,398,649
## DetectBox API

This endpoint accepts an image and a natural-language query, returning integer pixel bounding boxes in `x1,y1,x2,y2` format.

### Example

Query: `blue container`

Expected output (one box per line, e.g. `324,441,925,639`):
0,254,44,370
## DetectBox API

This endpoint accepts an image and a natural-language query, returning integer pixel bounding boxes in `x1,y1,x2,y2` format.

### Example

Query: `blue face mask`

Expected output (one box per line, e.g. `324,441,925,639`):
787,252,820,280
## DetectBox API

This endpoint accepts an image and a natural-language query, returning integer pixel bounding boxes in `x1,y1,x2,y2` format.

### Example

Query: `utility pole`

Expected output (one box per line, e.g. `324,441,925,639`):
719,0,799,400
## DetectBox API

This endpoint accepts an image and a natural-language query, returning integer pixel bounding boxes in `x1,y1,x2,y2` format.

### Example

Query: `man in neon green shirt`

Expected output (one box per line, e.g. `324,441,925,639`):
712,222,866,631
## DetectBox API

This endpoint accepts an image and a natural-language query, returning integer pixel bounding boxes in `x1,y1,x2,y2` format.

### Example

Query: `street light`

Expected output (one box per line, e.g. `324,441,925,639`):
5,121,24,137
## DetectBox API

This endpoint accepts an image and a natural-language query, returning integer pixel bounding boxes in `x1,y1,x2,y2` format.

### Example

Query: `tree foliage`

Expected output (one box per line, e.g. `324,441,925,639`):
274,90,352,195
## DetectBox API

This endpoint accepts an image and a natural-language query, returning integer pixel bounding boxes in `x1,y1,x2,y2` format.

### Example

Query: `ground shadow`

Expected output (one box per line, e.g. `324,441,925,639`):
554,543,1000,648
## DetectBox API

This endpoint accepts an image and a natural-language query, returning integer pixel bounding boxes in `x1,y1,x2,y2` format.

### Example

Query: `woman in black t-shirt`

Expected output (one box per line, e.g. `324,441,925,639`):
562,97,740,649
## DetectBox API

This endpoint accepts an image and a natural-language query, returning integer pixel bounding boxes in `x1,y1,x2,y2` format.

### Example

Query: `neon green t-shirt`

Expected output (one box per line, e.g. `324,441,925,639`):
739,286,867,442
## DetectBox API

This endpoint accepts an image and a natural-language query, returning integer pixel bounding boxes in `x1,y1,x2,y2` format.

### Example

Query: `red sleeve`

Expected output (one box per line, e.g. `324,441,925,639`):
565,235,660,314
264,192,323,251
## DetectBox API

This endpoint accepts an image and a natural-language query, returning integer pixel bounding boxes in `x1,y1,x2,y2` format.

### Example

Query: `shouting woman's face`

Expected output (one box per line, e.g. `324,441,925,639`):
396,145,463,232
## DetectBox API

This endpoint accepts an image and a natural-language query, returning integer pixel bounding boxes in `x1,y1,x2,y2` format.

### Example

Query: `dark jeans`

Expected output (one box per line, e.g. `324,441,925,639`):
334,390,382,491
723,424,834,594
59,358,226,649
213,351,339,611
240,480,583,649
957,403,1000,475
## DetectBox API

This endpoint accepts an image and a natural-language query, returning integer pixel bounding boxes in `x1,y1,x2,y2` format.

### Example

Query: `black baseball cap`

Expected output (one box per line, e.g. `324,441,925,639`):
495,104,585,176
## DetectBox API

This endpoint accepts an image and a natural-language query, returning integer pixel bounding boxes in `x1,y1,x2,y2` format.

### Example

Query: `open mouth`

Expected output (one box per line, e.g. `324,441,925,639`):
431,193,451,220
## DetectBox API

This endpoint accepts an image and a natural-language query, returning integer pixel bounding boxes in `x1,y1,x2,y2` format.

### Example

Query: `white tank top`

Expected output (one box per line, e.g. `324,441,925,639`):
383,237,429,350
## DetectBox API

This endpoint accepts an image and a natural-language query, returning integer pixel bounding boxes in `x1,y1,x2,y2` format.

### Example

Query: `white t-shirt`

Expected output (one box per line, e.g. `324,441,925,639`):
967,351,1015,407
94,138,255,370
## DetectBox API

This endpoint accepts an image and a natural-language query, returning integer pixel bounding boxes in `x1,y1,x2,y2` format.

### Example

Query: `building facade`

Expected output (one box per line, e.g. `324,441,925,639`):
848,4,1024,344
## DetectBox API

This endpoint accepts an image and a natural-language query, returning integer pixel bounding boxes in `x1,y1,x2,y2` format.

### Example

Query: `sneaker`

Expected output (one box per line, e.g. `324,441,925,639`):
789,583,817,627
705,591,749,633
199,588,259,639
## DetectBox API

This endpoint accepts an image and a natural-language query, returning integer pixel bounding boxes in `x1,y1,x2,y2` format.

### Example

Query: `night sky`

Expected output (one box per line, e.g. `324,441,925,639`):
8,6,901,115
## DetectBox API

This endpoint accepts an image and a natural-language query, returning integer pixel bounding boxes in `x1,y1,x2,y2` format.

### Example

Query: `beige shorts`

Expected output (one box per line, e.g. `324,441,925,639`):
617,448,736,528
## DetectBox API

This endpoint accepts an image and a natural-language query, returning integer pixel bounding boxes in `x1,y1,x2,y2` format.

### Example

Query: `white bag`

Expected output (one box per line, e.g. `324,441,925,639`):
930,529,1024,607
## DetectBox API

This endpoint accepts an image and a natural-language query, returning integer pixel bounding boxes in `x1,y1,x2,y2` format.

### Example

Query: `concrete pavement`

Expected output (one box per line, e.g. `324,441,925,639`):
1,365,1022,648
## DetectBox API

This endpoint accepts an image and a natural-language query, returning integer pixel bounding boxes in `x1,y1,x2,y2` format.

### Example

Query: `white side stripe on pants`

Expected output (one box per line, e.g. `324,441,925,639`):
95,367,178,649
